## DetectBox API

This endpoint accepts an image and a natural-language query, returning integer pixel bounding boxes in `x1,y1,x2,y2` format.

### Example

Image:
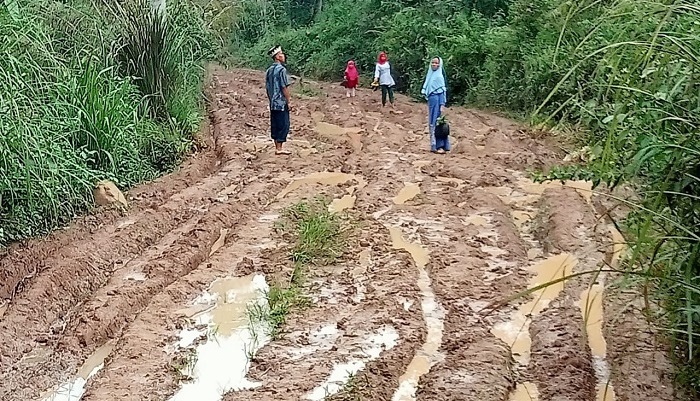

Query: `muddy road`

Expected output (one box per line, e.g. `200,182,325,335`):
0,68,675,401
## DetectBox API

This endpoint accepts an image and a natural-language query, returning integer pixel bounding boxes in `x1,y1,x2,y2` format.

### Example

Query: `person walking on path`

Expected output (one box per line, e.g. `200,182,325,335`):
421,56,450,153
372,51,396,108
344,60,359,98
265,45,292,155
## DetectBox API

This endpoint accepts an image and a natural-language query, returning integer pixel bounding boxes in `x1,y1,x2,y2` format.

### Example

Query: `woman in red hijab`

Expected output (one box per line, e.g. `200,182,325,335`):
344,60,359,97
373,51,396,107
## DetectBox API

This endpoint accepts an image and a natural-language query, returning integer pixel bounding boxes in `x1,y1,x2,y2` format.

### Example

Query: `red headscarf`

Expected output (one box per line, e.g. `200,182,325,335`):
377,51,388,65
345,60,359,81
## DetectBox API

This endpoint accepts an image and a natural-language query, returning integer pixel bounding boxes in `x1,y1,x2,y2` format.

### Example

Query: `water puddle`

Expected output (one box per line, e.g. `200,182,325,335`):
328,194,356,213
412,160,432,168
509,382,539,401
580,284,616,401
313,122,364,148
311,111,325,122
289,323,340,361
397,296,414,311
21,345,52,365
435,176,466,189
514,175,593,204
609,225,626,268
527,248,543,260
305,326,399,400
388,227,445,401
169,274,270,401
491,253,577,365
41,341,115,401
580,285,606,358
597,383,616,401
462,214,489,227
277,172,366,199
393,182,421,205
511,211,533,230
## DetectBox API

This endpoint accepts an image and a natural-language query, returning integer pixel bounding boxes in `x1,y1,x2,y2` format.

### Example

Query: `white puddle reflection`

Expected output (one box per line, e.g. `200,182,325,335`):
41,341,115,401
169,274,270,401
305,326,399,400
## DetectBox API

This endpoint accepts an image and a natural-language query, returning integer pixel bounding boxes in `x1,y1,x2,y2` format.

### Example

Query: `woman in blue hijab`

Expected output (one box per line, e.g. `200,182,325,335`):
421,56,450,153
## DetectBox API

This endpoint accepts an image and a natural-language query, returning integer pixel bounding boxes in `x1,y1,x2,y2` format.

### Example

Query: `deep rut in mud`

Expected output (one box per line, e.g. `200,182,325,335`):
0,68,676,401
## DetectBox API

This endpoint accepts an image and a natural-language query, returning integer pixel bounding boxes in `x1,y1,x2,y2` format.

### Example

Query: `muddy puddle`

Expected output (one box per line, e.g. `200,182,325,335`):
388,226,445,401
276,172,366,200
509,382,539,401
41,341,115,401
580,284,616,401
393,183,421,205
313,122,364,151
609,225,626,268
462,214,490,227
492,253,577,366
305,326,399,400
169,274,270,401
573,224,625,401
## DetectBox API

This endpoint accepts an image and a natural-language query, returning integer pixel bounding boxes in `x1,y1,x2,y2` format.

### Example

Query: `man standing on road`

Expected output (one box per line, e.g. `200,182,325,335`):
265,45,292,155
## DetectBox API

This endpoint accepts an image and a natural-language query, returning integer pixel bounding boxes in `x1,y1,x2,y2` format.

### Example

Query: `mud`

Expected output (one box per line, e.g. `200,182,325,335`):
0,68,677,401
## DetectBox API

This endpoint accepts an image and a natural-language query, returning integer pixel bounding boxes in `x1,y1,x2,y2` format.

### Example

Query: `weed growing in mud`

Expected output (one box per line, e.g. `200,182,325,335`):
282,199,346,265
250,199,347,338
171,348,198,380
329,372,371,401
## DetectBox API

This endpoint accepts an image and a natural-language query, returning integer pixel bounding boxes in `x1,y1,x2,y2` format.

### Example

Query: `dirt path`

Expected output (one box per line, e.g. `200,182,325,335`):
0,68,676,401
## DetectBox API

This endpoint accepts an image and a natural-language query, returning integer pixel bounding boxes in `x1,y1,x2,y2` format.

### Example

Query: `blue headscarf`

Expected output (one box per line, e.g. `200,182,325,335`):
421,57,447,102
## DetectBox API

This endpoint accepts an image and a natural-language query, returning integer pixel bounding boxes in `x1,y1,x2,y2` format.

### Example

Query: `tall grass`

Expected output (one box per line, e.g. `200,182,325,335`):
527,0,700,395
0,0,215,245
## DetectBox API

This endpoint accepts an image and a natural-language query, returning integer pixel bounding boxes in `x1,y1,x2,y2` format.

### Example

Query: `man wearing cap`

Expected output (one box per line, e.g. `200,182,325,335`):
265,45,292,155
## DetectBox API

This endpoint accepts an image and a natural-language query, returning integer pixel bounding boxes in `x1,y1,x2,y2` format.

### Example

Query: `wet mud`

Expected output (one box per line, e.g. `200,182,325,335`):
0,68,677,401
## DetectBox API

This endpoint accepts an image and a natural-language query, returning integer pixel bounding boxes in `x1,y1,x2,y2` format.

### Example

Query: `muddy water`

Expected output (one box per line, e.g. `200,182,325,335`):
462,214,490,227
305,326,399,400
511,211,533,230
574,225,624,401
492,253,577,366
328,194,356,213
580,285,606,358
580,284,617,401
609,225,626,268
509,382,539,401
41,341,115,401
169,274,270,401
276,172,366,199
393,183,421,205
388,227,445,401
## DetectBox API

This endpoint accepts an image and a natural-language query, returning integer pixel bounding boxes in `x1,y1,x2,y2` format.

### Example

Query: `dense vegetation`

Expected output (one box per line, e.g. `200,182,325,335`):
0,0,220,244
2,0,699,395
224,0,700,394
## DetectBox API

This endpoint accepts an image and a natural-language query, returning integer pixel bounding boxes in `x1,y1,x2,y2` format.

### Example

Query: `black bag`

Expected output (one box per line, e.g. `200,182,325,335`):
435,121,450,140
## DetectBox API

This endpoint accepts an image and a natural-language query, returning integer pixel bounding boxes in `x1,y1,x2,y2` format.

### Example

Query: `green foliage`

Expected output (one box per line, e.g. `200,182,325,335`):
0,0,215,245
250,199,346,338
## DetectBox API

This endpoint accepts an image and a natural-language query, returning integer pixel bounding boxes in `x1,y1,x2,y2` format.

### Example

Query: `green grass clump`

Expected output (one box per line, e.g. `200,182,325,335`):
0,0,217,246
249,198,346,338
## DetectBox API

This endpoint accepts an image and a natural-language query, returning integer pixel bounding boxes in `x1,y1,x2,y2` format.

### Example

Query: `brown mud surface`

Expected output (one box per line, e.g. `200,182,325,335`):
0,68,677,401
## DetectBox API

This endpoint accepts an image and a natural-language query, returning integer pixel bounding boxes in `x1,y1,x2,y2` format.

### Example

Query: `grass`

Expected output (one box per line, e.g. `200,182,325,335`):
248,198,347,338
328,371,372,401
0,0,213,246
171,347,198,380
